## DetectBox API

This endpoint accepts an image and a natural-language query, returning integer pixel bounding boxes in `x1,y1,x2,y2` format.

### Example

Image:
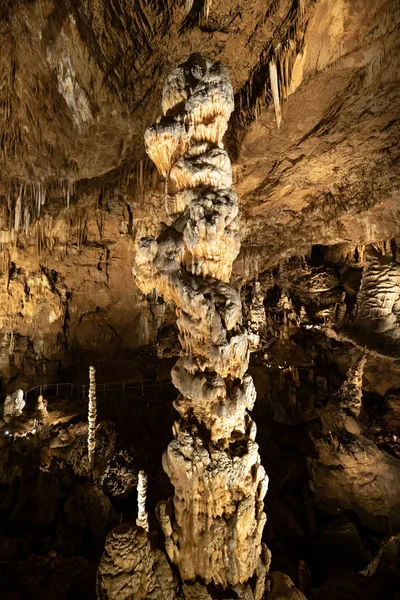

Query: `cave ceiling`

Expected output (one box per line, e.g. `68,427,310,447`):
0,0,398,266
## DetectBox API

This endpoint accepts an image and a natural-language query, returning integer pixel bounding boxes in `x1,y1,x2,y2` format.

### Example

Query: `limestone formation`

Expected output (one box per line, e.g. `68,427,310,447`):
338,354,367,418
134,55,269,595
97,524,180,600
88,365,97,471
268,572,308,600
248,281,267,351
354,249,400,341
309,361,400,533
3,389,25,421
136,470,149,532
35,394,48,413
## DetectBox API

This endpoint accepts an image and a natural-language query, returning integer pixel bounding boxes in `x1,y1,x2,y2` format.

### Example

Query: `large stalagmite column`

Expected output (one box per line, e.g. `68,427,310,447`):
134,54,269,596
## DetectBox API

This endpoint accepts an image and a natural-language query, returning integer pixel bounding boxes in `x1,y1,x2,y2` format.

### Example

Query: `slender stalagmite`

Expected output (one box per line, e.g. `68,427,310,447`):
88,365,97,471
136,470,149,532
134,54,270,597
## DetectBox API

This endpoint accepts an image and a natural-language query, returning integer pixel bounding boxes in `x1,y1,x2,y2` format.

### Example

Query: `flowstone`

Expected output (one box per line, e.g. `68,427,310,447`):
134,55,269,596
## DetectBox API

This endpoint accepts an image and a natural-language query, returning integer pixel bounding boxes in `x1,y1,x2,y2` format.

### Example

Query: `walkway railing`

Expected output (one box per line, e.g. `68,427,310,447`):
23,378,174,402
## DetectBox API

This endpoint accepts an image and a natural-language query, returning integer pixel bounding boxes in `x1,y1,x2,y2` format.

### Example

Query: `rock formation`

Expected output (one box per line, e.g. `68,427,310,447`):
136,470,149,532
3,389,25,421
134,54,269,595
97,524,180,600
247,281,267,351
0,1,400,598
88,365,97,471
354,247,400,342
308,355,400,534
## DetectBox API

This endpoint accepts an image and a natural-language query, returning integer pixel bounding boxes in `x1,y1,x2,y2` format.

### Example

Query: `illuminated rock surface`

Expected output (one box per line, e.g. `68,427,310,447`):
0,1,399,598
135,55,269,594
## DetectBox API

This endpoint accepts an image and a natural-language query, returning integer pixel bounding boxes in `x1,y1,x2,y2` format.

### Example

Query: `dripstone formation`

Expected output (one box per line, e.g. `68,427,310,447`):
134,54,269,595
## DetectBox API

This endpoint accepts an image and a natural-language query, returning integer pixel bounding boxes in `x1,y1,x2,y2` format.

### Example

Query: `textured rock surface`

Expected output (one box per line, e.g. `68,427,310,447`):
308,355,400,533
4,389,25,419
135,55,268,592
0,0,399,394
0,1,399,598
354,249,400,341
97,524,180,600
268,572,307,600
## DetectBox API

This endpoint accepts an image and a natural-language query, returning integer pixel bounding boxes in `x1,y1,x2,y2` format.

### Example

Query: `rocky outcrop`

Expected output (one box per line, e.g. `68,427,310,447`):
308,356,400,533
3,389,25,420
97,524,180,600
134,55,269,594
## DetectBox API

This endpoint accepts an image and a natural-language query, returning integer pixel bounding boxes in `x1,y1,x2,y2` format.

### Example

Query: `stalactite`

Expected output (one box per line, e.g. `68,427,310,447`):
8,331,15,355
14,186,22,233
136,470,149,532
203,0,212,22
269,59,282,129
88,365,97,472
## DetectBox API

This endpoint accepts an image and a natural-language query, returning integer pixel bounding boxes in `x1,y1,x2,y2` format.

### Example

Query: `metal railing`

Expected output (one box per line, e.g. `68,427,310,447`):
23,378,174,402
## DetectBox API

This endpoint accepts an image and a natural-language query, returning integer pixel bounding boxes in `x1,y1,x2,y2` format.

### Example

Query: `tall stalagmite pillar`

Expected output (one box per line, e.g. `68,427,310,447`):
88,365,97,472
134,54,269,596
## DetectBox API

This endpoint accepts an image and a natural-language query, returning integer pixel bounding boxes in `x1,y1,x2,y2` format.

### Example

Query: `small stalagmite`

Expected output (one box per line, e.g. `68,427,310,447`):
134,54,269,597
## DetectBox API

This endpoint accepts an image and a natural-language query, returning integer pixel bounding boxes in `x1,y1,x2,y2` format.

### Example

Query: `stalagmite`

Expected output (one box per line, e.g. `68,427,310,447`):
35,394,48,419
134,54,269,597
136,470,149,532
248,281,267,351
88,365,97,472
339,353,367,417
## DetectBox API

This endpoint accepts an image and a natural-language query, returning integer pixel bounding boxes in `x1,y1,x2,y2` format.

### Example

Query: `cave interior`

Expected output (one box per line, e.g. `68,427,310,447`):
0,0,400,599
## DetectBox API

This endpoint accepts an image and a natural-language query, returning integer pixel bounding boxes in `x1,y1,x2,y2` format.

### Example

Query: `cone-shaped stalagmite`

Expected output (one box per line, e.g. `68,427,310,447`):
134,55,269,596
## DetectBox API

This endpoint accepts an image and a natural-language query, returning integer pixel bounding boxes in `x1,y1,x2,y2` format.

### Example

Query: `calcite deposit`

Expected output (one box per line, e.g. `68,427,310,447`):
136,470,149,532
97,524,180,600
3,389,25,420
354,248,400,341
88,365,97,471
1,1,400,598
134,55,269,594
